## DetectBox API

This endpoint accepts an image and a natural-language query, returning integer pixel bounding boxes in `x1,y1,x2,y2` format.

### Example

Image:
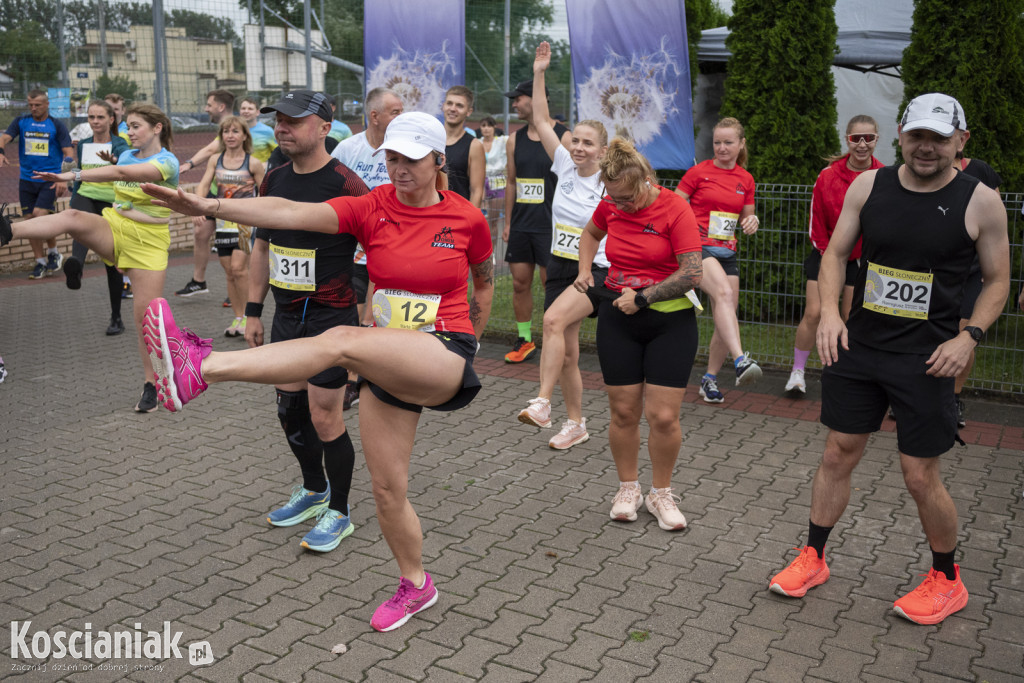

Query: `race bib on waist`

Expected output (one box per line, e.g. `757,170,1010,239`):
216,218,240,234
372,289,441,332
862,261,933,319
269,243,316,291
707,211,739,241
551,222,583,260
25,138,48,157
516,178,544,204
488,175,506,191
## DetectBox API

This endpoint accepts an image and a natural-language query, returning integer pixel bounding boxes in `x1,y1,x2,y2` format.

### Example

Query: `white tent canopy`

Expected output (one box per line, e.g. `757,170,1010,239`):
693,0,914,165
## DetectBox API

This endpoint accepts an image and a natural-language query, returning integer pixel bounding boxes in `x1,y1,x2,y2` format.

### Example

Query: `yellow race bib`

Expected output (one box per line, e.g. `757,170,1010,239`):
862,262,933,319
707,211,739,241
269,243,316,291
372,289,441,331
551,222,583,260
516,178,544,204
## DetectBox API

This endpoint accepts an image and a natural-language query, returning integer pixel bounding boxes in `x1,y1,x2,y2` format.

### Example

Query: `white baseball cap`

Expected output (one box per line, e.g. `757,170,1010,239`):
900,93,967,137
373,111,446,160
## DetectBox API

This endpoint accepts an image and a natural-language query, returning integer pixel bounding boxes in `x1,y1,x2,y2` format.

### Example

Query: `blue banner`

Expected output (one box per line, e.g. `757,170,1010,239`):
363,0,465,115
565,0,695,170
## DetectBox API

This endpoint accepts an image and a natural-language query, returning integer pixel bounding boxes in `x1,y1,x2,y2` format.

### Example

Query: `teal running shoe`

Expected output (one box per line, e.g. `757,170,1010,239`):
267,484,330,527
300,506,354,552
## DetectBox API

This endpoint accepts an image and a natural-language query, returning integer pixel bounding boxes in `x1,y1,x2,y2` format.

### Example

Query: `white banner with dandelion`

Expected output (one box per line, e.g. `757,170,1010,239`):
363,0,465,115
565,0,695,170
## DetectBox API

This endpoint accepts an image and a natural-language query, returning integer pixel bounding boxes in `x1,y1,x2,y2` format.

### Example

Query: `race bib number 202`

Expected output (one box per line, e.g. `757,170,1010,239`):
862,261,933,319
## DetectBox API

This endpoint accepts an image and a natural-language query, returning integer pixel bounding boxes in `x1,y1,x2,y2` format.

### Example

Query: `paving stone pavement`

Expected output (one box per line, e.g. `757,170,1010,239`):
2,260,1023,682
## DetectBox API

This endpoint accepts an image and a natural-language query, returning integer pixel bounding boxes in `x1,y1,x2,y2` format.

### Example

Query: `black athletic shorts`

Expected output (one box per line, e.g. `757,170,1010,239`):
271,303,358,389
215,230,240,257
959,259,982,320
820,340,957,458
352,262,369,304
804,250,859,287
701,246,739,277
544,254,606,316
20,179,57,213
596,295,698,387
505,230,550,267
364,331,481,413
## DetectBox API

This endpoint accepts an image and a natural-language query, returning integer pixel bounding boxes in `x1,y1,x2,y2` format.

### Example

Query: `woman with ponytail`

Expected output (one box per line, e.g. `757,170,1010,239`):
575,137,703,532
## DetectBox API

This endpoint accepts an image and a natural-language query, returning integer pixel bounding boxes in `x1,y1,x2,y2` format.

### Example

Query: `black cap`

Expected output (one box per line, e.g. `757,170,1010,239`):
503,79,549,99
260,90,333,122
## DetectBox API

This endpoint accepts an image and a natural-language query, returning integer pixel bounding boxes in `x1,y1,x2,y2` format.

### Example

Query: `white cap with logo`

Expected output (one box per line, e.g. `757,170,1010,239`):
373,111,446,160
900,93,967,137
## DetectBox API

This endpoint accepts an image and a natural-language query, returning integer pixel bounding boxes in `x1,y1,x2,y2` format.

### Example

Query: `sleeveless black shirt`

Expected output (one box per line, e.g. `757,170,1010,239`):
510,122,569,233
848,165,979,353
445,131,473,201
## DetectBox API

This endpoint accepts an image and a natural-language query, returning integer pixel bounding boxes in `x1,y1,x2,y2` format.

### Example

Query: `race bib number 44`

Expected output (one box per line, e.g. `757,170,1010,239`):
25,139,49,156
373,289,441,331
862,262,933,319
269,244,316,291
707,211,739,241
551,223,582,260
516,178,544,204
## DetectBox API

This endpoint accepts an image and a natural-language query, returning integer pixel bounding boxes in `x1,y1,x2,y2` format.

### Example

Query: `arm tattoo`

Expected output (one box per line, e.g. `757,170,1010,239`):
644,251,703,303
469,297,483,327
471,258,494,286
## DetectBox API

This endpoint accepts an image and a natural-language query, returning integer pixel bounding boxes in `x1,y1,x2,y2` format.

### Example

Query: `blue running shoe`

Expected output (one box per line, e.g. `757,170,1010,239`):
301,506,354,552
267,484,330,527
699,374,724,404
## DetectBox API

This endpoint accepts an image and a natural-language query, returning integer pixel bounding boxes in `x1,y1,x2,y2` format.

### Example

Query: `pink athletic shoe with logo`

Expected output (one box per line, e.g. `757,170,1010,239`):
370,573,439,632
143,297,213,412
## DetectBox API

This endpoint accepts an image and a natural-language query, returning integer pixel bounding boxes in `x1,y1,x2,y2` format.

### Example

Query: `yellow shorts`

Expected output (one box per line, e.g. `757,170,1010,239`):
101,207,170,271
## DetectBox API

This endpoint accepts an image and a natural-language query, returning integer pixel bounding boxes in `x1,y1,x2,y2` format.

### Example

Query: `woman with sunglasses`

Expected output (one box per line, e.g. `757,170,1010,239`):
676,117,761,404
785,115,884,395
574,138,702,531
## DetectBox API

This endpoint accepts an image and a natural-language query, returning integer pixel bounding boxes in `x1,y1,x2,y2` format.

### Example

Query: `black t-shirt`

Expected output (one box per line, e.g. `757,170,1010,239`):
446,131,473,200
510,122,569,233
961,158,1001,190
254,158,369,309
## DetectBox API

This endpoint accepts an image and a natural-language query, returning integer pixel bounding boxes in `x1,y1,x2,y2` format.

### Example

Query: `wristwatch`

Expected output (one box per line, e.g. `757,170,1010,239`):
73,169,82,183
634,290,650,309
963,326,984,344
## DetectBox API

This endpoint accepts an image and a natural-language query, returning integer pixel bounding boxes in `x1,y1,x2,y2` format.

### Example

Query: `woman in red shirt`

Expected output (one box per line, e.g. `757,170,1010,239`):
785,115,883,395
575,138,703,532
676,117,762,404
139,111,494,634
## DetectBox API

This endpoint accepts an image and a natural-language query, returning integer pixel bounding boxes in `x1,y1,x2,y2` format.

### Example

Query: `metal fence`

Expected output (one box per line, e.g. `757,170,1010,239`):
486,183,1024,399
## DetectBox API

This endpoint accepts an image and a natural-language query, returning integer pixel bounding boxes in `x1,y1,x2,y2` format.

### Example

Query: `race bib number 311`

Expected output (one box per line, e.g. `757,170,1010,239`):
269,244,316,291
862,261,933,319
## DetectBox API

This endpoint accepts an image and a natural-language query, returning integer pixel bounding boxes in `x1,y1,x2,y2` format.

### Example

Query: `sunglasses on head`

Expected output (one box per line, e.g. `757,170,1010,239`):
847,133,878,144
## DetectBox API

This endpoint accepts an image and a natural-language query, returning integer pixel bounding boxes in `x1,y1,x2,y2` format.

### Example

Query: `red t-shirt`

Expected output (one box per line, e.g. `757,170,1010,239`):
327,185,492,335
591,186,702,291
809,154,883,260
677,159,756,252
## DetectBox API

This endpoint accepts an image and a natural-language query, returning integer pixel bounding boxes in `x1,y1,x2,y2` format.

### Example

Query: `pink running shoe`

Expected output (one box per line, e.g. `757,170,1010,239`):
143,297,213,412
371,573,438,632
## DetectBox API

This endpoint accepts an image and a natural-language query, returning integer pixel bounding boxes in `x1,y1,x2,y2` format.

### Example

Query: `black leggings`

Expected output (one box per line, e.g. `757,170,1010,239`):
69,193,122,319
596,302,698,388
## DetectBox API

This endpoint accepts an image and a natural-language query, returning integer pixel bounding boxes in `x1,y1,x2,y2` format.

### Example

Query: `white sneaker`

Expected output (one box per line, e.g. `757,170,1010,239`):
518,397,552,428
785,368,806,394
549,418,589,450
645,488,687,531
610,483,643,521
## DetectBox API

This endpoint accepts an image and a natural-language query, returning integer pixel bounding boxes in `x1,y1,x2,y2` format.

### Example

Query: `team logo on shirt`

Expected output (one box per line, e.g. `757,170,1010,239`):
431,226,456,249
560,180,574,195
378,217,399,226
735,183,746,195
642,223,660,236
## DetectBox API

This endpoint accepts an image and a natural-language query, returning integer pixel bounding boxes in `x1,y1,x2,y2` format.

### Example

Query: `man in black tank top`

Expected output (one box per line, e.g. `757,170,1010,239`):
768,94,1009,626
501,78,572,363
442,85,485,208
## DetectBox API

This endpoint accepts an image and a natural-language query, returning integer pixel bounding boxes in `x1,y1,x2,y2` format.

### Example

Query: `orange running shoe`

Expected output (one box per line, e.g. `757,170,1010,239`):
505,337,536,363
893,565,968,625
768,546,830,597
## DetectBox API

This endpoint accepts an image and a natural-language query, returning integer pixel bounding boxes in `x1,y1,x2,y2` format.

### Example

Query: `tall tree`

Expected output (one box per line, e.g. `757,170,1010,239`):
0,21,61,89
900,0,1024,190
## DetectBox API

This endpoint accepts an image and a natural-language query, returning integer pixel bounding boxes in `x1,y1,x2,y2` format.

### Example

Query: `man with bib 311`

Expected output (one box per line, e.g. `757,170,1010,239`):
768,94,1009,626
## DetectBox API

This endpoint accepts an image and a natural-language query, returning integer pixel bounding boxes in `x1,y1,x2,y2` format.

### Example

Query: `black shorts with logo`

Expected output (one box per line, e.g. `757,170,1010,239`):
820,340,957,458
271,303,358,389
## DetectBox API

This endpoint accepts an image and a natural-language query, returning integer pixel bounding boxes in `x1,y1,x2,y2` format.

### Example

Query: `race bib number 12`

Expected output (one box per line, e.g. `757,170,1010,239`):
373,289,441,331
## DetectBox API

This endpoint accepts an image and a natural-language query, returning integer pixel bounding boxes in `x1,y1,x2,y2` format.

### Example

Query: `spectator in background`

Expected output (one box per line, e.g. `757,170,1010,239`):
238,96,279,163
326,95,353,143
442,85,485,208
105,93,130,142
174,88,235,298
0,89,74,279
479,115,508,242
